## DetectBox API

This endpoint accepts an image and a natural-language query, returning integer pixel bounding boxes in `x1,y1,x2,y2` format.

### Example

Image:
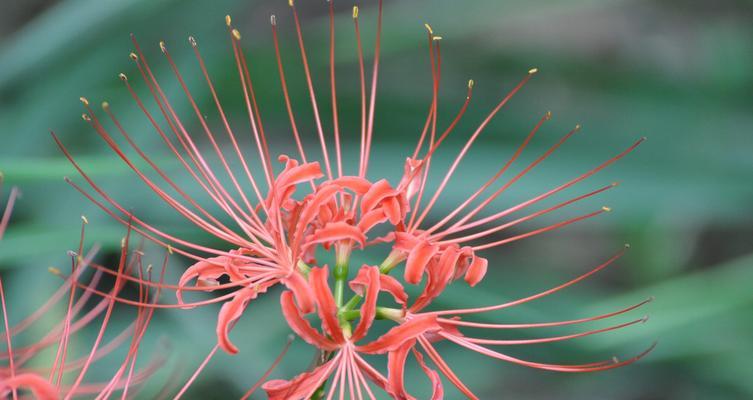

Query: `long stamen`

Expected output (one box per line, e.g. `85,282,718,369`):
360,0,384,178
290,0,334,180
329,1,343,178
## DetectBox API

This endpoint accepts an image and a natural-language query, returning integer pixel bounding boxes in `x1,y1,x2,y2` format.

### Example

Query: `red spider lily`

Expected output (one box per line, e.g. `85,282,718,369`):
0,186,166,399
52,0,652,397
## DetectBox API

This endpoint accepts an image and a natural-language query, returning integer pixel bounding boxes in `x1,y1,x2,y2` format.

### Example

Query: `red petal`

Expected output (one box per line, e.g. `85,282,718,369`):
262,355,339,400
217,285,268,354
358,209,388,235
357,314,440,354
177,257,230,306
330,176,372,194
404,241,438,284
360,179,396,214
280,291,338,351
411,246,462,312
414,349,444,400
351,266,380,342
464,256,488,287
350,267,407,307
303,221,366,255
281,271,315,314
387,339,416,400
309,267,345,343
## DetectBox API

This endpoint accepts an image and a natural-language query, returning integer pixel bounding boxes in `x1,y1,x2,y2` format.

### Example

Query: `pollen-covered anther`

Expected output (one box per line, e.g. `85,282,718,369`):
225,15,232,27
432,35,443,41
602,206,612,212
424,23,433,35
641,315,650,323
611,181,621,187
468,79,475,89
352,6,359,19
120,237,126,248
118,72,128,81
528,67,539,74
79,96,89,106
101,101,110,110
575,123,582,131
167,244,174,254
128,52,138,61
545,111,552,120
271,14,277,25
48,267,63,277
146,264,153,273
188,36,197,47
159,41,167,53
81,113,91,121
81,215,89,224
624,243,632,249
288,0,294,6
66,250,78,257
232,29,241,40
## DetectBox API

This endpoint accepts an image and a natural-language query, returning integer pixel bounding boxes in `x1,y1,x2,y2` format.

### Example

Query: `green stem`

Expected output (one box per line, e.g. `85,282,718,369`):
333,245,351,307
340,251,405,312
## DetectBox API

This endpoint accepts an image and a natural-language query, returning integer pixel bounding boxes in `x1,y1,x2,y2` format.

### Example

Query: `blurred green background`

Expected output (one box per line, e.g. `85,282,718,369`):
1,0,752,398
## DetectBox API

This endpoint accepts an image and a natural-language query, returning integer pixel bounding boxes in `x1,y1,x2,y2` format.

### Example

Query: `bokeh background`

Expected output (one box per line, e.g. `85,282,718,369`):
1,0,752,398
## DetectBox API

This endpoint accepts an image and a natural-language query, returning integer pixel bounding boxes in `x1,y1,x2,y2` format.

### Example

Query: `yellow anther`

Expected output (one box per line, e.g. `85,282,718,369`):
602,206,612,212
232,29,241,40
528,67,539,74
468,79,474,89
159,41,166,53
167,244,174,254
79,97,89,106
424,23,433,34
81,114,91,121
432,36,443,41
101,101,109,110
188,36,197,47
288,0,294,6
271,14,277,26
118,73,128,81
352,6,359,19
545,111,552,120
48,267,62,276
81,215,89,224
129,52,138,61
225,15,232,26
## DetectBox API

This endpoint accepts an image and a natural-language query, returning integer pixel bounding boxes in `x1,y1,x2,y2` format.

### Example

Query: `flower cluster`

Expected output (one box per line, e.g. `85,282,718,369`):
47,0,653,398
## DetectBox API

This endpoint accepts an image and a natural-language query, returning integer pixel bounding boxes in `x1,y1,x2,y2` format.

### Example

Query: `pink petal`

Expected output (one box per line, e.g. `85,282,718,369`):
360,179,396,214
262,355,339,400
350,267,408,307
387,339,416,400
217,285,268,354
351,266,380,342
357,314,440,354
280,291,339,351
413,349,444,400
404,240,438,285
281,271,315,314
464,256,488,287
309,267,345,343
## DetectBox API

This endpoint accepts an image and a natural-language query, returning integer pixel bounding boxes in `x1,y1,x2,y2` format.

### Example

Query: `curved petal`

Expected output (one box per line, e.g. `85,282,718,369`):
360,179,397,214
387,339,416,400
281,271,315,314
350,267,407,307
177,257,230,306
411,246,462,312
413,349,444,400
302,222,366,255
262,353,340,400
217,284,270,354
280,291,339,351
464,256,488,287
330,176,372,194
357,314,440,354
404,241,438,285
309,267,345,343
358,209,388,235
351,266,380,342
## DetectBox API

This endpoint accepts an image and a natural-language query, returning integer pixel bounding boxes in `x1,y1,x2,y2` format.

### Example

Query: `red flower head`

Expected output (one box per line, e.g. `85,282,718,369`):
0,186,167,399
53,0,653,398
